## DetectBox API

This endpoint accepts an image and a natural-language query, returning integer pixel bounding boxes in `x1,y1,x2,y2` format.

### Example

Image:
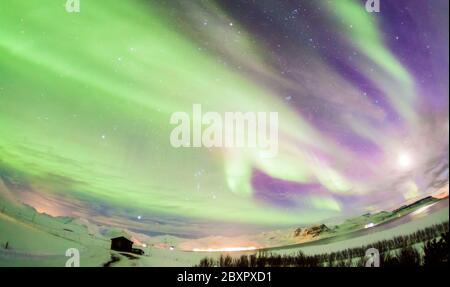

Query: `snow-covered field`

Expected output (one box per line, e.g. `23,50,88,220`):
268,202,449,256
0,198,448,267
0,212,110,266
0,208,222,267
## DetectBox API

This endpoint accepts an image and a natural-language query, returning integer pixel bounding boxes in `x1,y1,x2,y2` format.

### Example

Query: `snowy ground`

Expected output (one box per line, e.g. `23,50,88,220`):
0,198,448,266
0,212,110,266
0,209,222,267
268,202,449,256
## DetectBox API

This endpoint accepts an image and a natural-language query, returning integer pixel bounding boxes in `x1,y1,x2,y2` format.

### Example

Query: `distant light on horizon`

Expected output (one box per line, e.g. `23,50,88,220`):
192,246,257,252
364,222,375,229
411,202,437,217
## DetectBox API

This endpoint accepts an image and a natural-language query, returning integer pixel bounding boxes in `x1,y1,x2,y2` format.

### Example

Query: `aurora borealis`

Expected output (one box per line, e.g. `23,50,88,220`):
0,0,448,237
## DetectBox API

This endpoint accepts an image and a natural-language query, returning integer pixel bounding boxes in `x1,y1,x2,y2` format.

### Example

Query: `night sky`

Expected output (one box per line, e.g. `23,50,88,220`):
0,0,448,237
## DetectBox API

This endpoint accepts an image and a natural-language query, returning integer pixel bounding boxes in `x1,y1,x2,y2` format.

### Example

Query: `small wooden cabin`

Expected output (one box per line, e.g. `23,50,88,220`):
110,236,133,252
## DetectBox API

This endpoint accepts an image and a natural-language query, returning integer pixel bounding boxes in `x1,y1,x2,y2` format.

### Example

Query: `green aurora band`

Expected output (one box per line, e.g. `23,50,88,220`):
0,0,448,234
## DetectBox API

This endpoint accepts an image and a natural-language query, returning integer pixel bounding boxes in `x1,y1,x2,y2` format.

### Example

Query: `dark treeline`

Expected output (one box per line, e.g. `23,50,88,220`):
197,222,449,267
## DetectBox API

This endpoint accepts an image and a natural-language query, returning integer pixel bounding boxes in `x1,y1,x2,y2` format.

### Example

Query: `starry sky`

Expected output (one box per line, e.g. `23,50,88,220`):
0,0,448,237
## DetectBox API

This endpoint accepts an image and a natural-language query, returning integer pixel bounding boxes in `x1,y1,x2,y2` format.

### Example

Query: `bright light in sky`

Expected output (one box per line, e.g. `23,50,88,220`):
397,152,413,170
